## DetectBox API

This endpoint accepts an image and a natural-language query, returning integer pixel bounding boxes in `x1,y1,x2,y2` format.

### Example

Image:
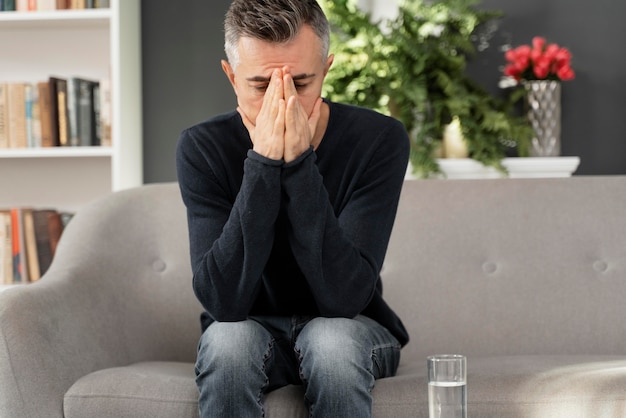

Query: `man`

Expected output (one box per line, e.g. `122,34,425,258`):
176,0,410,416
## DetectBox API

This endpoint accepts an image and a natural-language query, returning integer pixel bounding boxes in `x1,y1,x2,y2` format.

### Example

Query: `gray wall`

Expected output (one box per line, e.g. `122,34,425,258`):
141,0,235,183
141,0,626,183
466,0,626,175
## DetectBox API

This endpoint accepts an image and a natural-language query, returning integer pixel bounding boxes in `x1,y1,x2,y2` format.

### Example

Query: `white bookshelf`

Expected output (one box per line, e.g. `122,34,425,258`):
0,1,142,213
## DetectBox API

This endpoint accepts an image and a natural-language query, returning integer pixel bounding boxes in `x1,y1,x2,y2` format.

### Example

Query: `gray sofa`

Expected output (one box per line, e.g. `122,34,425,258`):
1,177,626,417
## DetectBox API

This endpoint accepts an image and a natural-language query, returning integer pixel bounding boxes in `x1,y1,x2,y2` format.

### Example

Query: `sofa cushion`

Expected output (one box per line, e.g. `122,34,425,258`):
460,356,626,418
388,355,626,417
64,362,199,418
63,355,626,417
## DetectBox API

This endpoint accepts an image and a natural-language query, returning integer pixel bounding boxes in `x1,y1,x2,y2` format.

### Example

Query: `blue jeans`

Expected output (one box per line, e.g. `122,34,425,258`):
195,315,401,418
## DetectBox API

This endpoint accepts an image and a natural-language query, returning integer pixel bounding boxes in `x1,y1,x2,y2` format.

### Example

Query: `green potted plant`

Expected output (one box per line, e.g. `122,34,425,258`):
321,0,532,178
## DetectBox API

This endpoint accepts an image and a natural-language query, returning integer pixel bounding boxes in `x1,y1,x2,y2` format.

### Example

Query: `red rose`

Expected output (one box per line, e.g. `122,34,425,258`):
555,48,572,65
544,44,560,61
502,37,575,82
532,36,546,51
533,64,550,79
504,64,521,79
556,66,575,80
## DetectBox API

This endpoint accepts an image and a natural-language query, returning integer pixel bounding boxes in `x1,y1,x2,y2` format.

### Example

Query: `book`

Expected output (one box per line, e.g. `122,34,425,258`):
0,212,12,285
32,209,56,277
7,83,27,148
0,83,8,148
1,208,70,283
77,78,98,146
47,211,64,257
66,77,80,146
37,0,57,11
37,81,56,147
99,78,111,146
22,209,40,282
25,83,42,148
2,1,17,11
10,208,28,283
49,77,69,146
93,82,101,145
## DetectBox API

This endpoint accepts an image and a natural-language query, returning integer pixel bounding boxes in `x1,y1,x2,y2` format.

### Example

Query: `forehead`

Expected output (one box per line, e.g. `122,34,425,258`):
236,25,323,76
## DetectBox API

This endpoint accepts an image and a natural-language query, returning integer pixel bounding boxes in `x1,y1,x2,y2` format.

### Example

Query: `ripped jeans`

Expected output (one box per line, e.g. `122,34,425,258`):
195,315,401,418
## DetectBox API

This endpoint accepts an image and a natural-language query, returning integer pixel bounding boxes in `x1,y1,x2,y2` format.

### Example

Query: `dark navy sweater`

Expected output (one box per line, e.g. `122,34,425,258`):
176,100,410,346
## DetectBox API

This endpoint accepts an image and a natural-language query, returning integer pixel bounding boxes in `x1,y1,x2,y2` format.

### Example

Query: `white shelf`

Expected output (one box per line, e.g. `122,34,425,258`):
0,147,113,158
0,0,142,212
0,9,111,28
406,157,581,180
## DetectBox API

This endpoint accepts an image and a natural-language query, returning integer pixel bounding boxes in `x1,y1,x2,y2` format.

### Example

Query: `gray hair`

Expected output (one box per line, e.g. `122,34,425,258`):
224,0,330,70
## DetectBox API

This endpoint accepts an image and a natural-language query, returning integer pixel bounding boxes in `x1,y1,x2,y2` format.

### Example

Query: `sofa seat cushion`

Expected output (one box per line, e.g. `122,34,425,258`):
64,356,626,418
64,362,199,418
402,355,626,418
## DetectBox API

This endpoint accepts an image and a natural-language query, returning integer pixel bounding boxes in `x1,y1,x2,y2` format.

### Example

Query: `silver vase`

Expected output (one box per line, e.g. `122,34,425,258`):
524,80,561,157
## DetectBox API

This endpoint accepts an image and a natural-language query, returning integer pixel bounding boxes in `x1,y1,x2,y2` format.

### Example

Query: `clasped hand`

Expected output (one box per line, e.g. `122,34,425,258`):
238,68,323,163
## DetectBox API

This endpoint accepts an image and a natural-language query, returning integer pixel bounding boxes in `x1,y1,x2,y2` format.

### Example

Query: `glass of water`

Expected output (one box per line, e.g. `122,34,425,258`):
427,354,467,418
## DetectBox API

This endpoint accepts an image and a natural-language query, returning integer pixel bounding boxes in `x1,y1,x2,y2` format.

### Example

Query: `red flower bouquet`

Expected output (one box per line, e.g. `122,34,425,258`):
503,36,575,82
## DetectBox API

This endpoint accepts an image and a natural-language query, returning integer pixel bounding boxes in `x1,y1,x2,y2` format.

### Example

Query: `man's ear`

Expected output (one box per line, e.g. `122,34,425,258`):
323,54,334,76
221,60,237,89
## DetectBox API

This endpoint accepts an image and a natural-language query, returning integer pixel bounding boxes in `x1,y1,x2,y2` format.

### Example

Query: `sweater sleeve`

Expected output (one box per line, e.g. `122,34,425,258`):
176,129,282,322
280,119,409,318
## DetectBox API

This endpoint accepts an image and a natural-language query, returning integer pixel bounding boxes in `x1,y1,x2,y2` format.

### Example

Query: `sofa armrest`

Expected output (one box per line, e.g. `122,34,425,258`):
0,274,122,417
0,183,202,418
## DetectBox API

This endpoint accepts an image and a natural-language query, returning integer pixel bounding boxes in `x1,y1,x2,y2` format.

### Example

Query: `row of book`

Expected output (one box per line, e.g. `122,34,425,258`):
0,0,109,11
0,77,111,149
0,208,73,284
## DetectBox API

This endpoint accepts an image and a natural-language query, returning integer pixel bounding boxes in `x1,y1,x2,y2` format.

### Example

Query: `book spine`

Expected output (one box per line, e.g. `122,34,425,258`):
99,78,111,146
25,83,35,147
32,210,55,277
92,83,101,145
10,209,23,283
77,79,97,146
0,212,9,284
53,78,69,146
66,77,80,146
47,211,63,257
22,209,40,281
0,83,8,148
37,0,56,11
37,82,55,147
8,83,27,148
3,0,16,11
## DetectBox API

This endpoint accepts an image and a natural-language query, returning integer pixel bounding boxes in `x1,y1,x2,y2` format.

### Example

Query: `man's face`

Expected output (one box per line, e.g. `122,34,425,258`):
222,24,333,126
